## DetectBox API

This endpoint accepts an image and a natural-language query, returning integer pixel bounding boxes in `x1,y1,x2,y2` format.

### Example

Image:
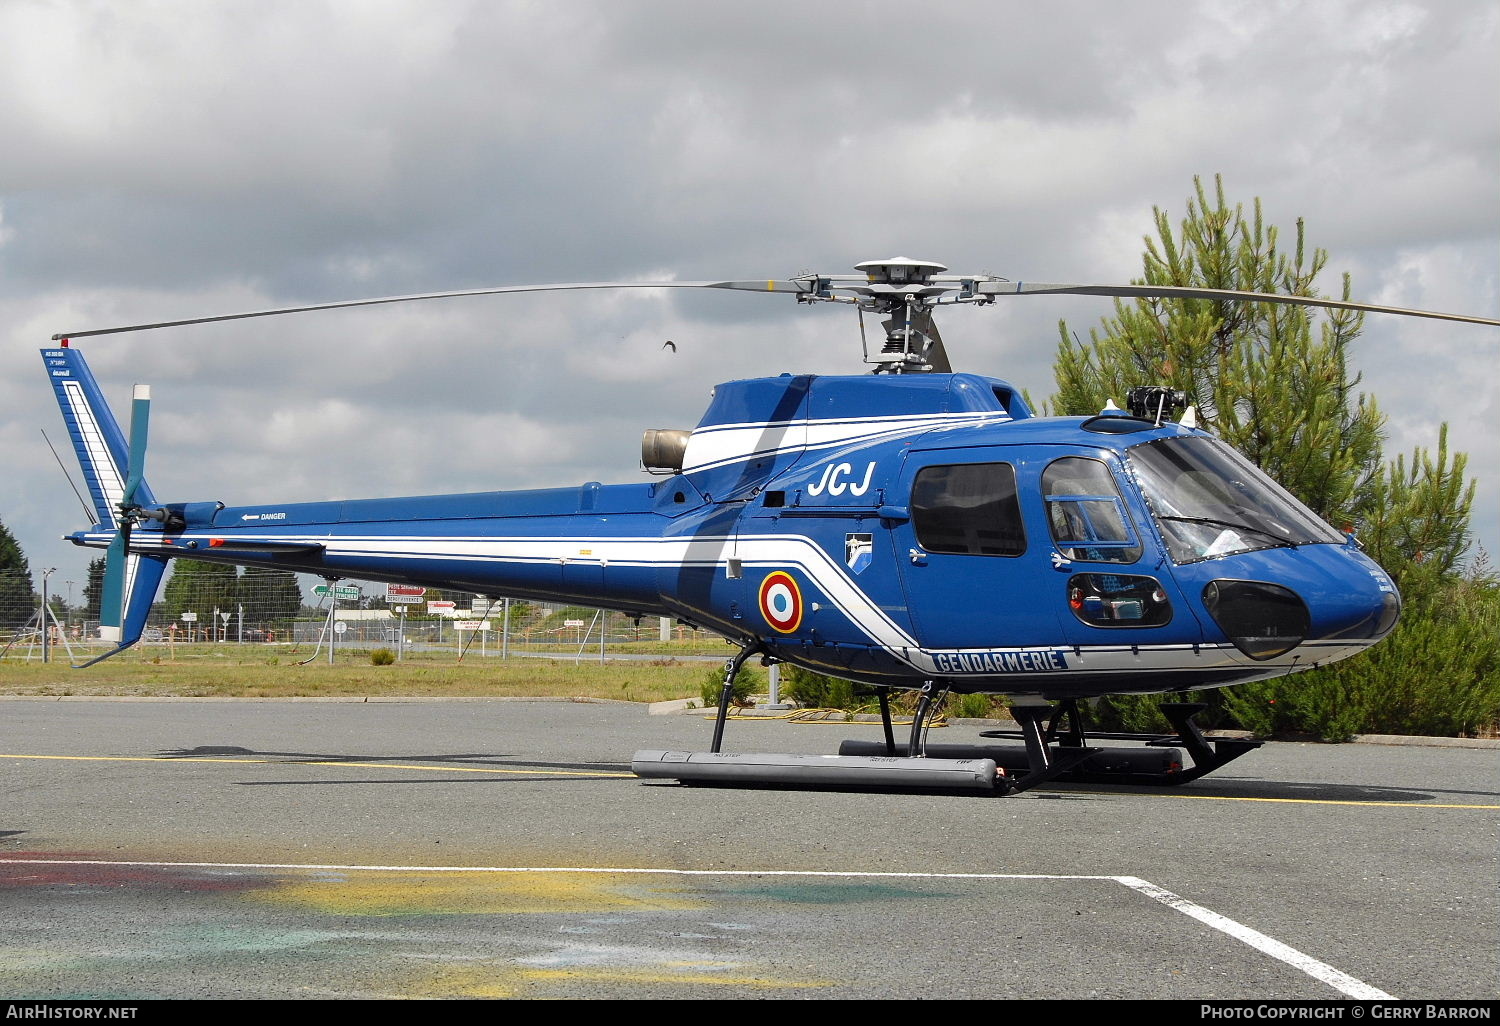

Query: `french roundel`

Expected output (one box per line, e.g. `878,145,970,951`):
758,571,804,633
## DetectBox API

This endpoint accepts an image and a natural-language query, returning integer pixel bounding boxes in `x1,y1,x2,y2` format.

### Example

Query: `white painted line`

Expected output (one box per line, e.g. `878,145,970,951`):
1117,876,1394,1000
3,859,1109,880
3,859,1393,999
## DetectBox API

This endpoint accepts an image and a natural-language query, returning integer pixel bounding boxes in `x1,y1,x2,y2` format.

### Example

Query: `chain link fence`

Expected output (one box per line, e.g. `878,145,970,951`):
1,569,725,662
0,569,47,654
287,581,723,660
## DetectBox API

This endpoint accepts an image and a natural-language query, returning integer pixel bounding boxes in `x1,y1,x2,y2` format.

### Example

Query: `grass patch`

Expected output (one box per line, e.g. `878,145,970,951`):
0,643,714,703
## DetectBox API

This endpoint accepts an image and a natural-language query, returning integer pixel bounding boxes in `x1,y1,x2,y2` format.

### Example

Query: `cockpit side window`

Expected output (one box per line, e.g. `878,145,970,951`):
1042,457,1142,564
911,462,1025,556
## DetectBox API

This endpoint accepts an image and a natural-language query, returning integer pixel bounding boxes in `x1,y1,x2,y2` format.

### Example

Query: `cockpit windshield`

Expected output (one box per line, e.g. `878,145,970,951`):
1127,437,1343,563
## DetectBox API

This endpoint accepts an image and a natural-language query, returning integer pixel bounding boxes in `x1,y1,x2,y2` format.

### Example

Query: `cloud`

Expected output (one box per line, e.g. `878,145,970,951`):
1,0,1494,588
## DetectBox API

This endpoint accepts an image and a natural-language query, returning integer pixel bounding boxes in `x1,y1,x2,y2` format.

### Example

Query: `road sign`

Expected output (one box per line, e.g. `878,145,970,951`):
314,585,361,600
334,622,347,634
180,612,197,622
427,601,457,614
454,620,492,632
387,584,426,604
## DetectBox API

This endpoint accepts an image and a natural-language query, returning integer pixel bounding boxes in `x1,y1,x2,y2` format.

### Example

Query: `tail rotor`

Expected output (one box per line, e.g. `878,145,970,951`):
97,386,154,642
88,385,168,661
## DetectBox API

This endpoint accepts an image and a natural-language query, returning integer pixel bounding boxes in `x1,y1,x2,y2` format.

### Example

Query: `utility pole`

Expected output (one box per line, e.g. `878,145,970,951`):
41,569,53,664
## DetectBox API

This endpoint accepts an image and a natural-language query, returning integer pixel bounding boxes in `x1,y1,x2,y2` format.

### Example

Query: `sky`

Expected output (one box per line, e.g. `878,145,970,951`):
1,0,1496,599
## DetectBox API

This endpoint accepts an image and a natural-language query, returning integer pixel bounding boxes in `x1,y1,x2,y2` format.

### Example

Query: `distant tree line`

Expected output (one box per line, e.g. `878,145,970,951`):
158,561,306,627
0,518,38,631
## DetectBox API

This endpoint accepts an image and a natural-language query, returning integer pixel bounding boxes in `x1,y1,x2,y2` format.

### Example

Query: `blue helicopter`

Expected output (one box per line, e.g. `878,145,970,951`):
43,258,1499,795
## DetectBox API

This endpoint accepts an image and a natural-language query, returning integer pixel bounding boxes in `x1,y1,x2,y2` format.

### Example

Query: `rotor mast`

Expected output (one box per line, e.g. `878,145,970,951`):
854,257,953,374
790,257,1001,374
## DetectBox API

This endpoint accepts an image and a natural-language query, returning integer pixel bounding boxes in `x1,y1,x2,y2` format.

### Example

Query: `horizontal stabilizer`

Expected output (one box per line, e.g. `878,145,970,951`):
77,553,168,667
190,539,327,556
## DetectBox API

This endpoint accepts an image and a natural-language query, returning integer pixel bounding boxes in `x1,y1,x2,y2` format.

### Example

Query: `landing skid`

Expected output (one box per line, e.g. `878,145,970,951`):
635,649,1007,793
630,646,1259,795
839,701,1262,793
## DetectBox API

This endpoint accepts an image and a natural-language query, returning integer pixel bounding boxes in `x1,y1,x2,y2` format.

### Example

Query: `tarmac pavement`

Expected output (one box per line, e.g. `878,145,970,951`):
1,697,1495,1001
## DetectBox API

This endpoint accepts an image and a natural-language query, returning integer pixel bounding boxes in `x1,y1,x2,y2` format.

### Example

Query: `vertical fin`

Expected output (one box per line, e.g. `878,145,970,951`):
42,345,159,522
43,345,167,662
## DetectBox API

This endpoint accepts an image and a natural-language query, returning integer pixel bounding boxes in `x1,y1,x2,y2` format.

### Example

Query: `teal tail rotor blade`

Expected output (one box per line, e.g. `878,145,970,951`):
98,385,151,643
122,384,150,507
97,529,129,642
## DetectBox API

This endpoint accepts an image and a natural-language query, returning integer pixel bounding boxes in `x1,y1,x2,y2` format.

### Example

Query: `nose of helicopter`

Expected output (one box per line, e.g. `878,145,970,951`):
1311,552,1402,644
1197,544,1400,662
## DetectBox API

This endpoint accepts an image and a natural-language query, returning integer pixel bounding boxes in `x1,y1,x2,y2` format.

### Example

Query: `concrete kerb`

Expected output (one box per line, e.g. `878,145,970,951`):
648,697,704,715
1351,733,1499,749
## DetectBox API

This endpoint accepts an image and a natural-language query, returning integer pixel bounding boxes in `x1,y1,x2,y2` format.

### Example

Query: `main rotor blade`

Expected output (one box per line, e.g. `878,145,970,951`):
975,281,1500,327
50,272,1497,340
51,279,814,340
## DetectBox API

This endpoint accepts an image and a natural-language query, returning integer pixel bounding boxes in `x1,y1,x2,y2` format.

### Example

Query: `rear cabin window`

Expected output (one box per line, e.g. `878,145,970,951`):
911,463,1025,556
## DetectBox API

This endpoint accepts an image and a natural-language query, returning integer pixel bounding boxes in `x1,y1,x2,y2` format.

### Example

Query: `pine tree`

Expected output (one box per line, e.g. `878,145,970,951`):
1357,425,1474,577
1053,174,1472,576
83,557,106,620
0,518,38,630
238,567,305,628
161,560,240,627
1054,174,1392,529
1053,176,1486,736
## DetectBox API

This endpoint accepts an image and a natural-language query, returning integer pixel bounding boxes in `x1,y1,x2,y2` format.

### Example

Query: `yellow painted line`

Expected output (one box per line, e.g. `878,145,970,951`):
301,759,632,779
0,752,632,778
1063,788,1499,810
5,753,264,765
518,967,828,989
4,754,1491,803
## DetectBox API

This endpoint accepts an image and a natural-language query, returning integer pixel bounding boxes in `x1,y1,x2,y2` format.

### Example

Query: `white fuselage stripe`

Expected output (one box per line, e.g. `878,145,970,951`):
682,411,1010,474
90,527,1376,679
64,380,139,616
62,379,123,519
